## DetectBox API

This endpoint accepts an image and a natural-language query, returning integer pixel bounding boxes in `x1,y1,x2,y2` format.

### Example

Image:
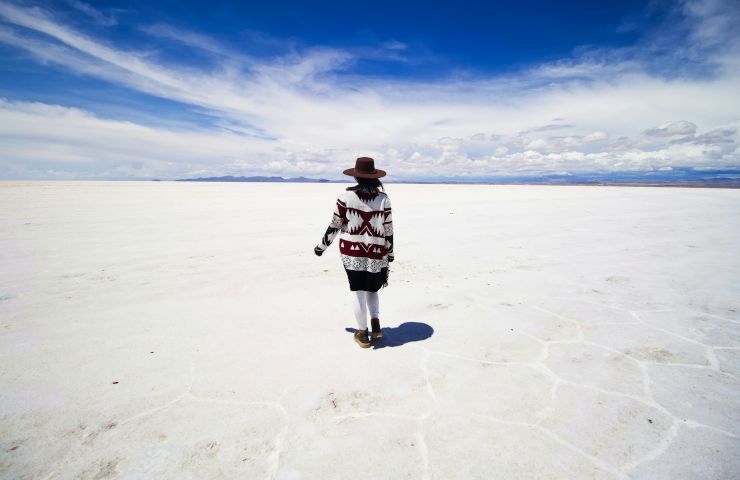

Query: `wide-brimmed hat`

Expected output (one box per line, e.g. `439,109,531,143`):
343,157,386,179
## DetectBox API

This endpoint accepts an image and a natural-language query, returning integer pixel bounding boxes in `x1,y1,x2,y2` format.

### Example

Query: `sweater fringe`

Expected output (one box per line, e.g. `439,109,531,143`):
381,264,390,289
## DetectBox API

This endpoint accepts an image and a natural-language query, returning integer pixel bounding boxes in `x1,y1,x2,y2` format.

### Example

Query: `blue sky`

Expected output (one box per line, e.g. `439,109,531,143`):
0,0,738,180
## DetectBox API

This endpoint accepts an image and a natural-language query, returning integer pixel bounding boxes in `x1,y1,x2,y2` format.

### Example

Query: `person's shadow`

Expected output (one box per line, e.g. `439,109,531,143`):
345,322,434,349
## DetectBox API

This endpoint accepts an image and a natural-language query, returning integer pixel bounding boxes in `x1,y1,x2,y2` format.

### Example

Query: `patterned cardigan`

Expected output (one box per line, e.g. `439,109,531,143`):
315,188,394,272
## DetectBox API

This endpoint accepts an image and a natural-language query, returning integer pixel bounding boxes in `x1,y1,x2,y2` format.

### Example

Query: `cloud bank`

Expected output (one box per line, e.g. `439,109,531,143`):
0,0,739,180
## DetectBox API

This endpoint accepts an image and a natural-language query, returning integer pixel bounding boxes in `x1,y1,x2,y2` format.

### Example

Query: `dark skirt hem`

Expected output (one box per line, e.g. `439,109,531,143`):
345,267,389,292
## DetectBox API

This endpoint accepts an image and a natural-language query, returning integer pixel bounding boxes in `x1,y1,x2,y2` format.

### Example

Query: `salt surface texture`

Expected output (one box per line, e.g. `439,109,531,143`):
0,181,739,479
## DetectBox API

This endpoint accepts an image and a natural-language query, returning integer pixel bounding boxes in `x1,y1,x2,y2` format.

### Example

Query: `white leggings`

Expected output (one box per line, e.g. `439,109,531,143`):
351,290,379,330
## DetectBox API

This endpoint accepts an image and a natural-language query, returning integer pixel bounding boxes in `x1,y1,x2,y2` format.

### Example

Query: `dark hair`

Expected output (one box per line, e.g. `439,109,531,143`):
347,176,384,193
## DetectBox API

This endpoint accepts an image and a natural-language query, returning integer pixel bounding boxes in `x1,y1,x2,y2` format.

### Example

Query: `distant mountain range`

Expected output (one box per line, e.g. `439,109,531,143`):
176,175,333,183
450,168,740,187
172,168,740,187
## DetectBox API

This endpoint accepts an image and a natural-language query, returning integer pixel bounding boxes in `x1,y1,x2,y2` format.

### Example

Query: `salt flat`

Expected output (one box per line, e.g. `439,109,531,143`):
0,181,739,479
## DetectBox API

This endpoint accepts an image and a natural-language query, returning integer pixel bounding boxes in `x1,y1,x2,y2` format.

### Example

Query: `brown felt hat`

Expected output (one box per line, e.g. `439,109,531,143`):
343,157,386,179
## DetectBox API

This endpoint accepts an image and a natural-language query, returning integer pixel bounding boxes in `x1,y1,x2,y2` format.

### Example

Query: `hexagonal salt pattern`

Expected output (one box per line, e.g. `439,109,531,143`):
638,311,740,348
538,384,674,471
583,322,711,365
629,425,740,480
715,348,740,378
425,414,616,479
275,415,422,479
647,364,740,435
3,183,739,479
1,396,286,479
545,342,647,396
426,354,554,424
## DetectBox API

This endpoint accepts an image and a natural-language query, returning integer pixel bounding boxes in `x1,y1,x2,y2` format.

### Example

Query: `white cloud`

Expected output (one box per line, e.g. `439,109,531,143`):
64,0,116,26
381,39,407,51
0,99,279,178
680,0,740,47
644,121,697,137
0,0,739,179
139,23,235,57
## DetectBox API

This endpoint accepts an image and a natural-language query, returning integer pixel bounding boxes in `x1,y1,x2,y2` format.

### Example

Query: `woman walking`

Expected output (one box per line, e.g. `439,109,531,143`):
314,157,394,348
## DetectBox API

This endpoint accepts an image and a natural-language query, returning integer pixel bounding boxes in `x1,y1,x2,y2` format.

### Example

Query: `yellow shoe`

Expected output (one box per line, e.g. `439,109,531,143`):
371,318,383,340
354,329,371,348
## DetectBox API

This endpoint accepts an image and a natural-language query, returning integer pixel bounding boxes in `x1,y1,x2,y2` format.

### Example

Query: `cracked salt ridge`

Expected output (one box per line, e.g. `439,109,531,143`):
326,300,737,478
414,303,738,478
2,182,738,478
628,423,740,479
71,357,292,479
392,349,622,479
6,312,735,479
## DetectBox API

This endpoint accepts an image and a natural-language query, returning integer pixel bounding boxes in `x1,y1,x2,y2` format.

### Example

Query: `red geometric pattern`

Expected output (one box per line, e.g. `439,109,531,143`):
340,239,386,259
317,188,392,272
344,208,386,238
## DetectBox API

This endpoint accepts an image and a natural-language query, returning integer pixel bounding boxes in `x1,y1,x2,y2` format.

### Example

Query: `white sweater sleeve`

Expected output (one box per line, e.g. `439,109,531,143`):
315,194,346,253
383,195,394,260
